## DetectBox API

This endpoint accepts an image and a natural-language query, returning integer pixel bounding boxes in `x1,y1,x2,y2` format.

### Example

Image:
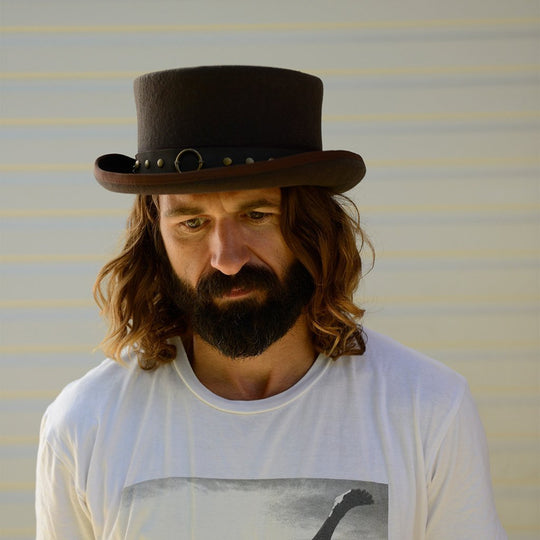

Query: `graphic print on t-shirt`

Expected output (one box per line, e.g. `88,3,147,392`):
117,477,388,538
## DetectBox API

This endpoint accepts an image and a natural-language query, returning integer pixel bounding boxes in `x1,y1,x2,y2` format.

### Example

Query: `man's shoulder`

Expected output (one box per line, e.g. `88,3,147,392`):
41,354,161,449
361,327,463,373
39,350,183,465
337,328,472,441
41,359,129,435
352,327,468,403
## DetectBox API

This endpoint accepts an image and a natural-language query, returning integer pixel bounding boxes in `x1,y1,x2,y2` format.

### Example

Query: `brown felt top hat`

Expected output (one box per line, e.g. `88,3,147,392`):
94,65,365,194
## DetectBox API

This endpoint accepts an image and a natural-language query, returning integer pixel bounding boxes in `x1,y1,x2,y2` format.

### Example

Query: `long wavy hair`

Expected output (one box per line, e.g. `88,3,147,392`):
94,186,374,369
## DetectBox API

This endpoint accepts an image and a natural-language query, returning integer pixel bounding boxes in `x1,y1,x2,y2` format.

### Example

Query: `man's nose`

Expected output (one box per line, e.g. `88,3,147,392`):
209,220,251,275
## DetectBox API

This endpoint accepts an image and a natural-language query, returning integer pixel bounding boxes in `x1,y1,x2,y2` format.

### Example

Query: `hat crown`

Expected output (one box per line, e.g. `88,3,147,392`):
134,65,323,153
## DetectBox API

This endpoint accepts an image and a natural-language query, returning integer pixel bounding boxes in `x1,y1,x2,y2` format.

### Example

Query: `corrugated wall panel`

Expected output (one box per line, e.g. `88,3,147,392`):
1,1,538,537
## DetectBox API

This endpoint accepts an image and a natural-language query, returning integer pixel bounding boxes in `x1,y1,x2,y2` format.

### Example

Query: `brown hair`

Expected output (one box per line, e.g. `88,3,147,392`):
94,186,373,369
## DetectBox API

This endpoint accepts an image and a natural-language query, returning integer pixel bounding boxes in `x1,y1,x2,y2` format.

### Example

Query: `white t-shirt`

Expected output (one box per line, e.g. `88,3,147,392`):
36,329,506,539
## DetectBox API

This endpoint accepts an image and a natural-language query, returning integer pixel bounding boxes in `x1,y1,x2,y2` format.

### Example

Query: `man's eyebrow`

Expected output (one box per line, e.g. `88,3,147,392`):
236,198,281,212
163,198,280,218
163,205,204,218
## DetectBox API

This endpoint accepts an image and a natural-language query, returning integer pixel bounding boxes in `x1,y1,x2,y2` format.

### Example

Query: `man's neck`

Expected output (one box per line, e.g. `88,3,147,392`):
189,316,317,401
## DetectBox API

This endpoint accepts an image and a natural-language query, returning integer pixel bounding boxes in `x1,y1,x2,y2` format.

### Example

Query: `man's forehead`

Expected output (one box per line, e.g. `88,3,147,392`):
159,188,282,217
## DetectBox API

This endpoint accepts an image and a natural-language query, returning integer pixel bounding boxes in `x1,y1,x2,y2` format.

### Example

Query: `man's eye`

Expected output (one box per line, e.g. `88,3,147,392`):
183,217,206,229
247,211,267,220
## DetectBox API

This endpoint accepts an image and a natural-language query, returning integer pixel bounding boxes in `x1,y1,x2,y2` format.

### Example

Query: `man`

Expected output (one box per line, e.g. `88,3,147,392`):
36,66,506,538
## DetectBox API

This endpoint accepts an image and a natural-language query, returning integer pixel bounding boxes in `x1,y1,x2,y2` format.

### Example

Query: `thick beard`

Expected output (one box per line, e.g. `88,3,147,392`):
165,261,315,359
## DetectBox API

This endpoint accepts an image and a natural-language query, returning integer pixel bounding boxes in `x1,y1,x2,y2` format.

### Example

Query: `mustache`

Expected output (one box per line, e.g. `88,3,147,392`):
197,265,280,299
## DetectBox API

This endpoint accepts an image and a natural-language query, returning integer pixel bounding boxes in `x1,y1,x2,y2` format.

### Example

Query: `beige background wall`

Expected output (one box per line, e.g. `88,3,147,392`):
1,0,539,537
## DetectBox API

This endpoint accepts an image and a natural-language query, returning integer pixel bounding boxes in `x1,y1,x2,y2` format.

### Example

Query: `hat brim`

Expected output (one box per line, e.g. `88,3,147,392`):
94,150,365,195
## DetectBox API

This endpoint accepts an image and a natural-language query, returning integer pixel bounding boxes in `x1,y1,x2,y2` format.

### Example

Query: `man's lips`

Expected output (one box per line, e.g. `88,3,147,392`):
214,286,268,302
224,286,252,297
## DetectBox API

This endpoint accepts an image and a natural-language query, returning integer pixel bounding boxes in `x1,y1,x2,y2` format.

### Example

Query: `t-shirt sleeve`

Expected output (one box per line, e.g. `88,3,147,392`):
425,386,507,539
35,411,95,540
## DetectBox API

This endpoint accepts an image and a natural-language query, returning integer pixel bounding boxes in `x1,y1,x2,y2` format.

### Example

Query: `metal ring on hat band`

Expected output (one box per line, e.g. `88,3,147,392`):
174,148,204,173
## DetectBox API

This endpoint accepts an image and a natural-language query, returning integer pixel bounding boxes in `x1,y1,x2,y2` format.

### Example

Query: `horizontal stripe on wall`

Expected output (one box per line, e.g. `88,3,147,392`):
2,17,539,33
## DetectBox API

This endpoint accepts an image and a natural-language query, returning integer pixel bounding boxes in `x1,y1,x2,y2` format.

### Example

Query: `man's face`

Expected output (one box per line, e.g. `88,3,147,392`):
158,188,314,358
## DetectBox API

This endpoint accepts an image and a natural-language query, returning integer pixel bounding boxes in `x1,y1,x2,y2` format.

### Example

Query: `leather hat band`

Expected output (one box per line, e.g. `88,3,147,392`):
134,146,305,174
